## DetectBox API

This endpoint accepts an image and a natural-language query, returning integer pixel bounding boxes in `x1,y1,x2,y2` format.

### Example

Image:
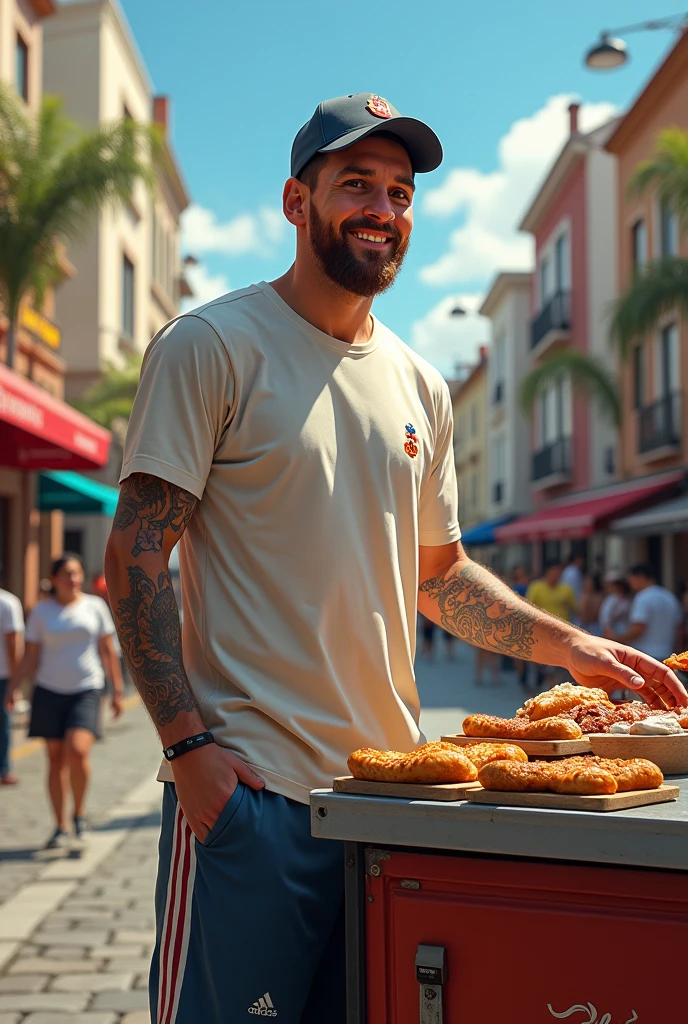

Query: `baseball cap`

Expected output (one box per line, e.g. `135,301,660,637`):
290,92,443,179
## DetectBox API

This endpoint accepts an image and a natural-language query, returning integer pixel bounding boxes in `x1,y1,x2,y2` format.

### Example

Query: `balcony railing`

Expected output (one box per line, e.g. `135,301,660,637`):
492,481,503,504
638,392,682,455
532,437,572,482
531,289,571,349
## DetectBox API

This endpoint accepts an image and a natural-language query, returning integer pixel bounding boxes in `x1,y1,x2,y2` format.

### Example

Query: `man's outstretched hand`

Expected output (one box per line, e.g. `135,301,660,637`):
171,742,264,842
564,634,688,710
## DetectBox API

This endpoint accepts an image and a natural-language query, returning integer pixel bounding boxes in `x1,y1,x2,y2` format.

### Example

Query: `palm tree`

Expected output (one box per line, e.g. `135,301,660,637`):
0,82,157,368
519,348,621,425
610,128,688,355
520,128,688,422
70,353,142,431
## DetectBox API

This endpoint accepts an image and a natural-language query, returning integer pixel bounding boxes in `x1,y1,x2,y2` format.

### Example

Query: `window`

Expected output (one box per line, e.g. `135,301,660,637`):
492,435,506,504
122,254,135,339
538,377,571,447
632,345,644,410
539,254,552,307
492,332,506,404
64,529,84,557
631,220,646,272
659,198,678,258
15,34,29,102
554,232,569,291
655,323,679,399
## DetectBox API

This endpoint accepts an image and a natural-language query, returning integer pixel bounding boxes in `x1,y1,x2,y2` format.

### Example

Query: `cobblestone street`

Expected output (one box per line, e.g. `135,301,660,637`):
0,641,524,1023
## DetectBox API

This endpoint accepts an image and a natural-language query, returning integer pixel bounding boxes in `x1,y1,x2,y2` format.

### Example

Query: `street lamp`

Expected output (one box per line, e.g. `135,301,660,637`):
450,304,467,317
584,12,688,70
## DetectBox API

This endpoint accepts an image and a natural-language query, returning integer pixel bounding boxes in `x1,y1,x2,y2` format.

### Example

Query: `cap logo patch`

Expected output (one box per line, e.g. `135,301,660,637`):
404,423,419,458
366,95,392,120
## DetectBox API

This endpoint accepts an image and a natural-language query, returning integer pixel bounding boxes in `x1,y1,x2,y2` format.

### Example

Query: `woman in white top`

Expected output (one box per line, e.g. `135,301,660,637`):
9,555,123,849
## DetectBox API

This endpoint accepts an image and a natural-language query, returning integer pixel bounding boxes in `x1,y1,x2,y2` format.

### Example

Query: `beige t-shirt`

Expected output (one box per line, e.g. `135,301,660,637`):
121,282,461,802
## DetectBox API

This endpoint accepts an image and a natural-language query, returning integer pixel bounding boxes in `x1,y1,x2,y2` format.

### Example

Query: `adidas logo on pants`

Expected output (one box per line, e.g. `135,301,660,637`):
248,992,277,1016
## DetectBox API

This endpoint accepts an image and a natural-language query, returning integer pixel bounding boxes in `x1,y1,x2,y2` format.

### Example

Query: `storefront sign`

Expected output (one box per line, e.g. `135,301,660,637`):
21,306,61,351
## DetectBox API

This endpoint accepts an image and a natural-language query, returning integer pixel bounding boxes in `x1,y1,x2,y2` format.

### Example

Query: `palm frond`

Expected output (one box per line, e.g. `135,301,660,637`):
629,128,688,230
519,348,620,425
70,355,142,428
609,257,688,358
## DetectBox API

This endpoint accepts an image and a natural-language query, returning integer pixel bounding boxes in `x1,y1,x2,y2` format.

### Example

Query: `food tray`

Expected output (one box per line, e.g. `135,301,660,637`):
466,783,679,812
441,733,592,757
332,776,480,801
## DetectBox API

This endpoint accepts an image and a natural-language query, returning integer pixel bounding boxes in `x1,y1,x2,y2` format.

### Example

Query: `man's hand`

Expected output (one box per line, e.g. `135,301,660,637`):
171,742,264,842
564,634,688,710
111,693,124,719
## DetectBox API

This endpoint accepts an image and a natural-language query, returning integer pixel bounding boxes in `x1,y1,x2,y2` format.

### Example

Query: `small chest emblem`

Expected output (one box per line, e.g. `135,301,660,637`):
366,94,392,119
404,422,419,458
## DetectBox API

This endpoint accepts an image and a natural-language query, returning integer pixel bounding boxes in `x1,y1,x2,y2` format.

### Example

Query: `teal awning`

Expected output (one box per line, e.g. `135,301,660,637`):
461,515,515,546
38,471,118,516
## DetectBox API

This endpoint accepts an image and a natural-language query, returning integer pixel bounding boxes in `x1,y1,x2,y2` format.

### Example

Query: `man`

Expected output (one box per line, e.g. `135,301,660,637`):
608,564,684,663
0,585,24,785
526,561,578,623
104,94,687,1024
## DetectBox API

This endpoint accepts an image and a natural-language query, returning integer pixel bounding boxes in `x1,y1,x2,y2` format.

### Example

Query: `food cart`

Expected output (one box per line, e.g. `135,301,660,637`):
310,779,688,1023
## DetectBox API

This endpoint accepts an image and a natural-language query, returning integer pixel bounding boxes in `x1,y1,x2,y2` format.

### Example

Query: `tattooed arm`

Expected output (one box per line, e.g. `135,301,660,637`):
105,473,263,840
418,542,687,709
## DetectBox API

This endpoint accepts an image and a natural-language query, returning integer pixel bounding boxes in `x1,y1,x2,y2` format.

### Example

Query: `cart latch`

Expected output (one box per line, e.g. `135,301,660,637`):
415,944,446,1024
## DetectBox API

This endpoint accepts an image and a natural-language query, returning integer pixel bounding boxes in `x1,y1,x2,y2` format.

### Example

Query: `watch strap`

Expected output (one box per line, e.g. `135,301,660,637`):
163,731,215,761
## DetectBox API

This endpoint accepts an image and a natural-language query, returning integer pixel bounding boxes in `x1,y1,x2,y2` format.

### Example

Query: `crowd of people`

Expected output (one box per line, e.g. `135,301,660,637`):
0,555,123,849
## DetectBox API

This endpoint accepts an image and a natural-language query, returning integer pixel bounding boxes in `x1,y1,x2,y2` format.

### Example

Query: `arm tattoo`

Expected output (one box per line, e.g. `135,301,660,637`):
116,565,197,727
420,562,536,659
113,474,196,556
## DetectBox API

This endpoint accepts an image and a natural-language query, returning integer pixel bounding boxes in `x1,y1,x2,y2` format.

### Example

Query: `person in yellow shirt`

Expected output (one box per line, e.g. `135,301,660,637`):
526,562,578,686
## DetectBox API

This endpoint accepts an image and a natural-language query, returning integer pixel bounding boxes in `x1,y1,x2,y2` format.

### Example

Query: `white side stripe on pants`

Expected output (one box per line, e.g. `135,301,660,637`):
157,804,198,1024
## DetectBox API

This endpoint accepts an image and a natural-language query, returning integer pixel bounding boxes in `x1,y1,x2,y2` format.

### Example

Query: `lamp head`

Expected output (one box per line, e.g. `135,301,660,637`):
585,33,628,70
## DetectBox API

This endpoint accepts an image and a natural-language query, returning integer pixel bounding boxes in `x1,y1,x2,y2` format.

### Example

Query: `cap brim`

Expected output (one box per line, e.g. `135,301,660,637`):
317,116,443,173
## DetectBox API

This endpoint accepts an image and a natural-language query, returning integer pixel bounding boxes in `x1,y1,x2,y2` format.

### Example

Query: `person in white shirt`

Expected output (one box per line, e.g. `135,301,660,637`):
0,586,24,785
8,555,124,849
561,553,585,624
599,572,632,638
608,563,684,663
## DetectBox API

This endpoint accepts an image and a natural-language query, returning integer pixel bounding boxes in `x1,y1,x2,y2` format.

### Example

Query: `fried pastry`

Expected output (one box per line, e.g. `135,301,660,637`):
456,742,528,771
462,714,583,741
664,651,688,671
478,759,617,795
477,755,663,795
563,701,688,734
517,683,613,721
347,741,478,784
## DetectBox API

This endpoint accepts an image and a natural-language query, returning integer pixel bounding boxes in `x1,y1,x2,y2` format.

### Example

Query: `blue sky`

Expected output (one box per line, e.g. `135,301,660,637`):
118,0,678,375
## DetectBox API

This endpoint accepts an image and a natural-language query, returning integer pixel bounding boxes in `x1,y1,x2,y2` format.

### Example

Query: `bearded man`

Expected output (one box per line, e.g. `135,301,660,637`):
104,94,687,1024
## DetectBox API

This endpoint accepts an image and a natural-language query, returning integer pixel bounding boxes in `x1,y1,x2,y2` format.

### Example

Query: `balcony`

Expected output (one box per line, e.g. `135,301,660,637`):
532,437,572,489
638,392,682,461
531,289,571,354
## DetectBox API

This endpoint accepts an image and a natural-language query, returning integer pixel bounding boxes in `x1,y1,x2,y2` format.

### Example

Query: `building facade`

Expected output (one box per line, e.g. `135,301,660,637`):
451,350,489,536
0,0,111,606
476,271,533,569
606,30,688,589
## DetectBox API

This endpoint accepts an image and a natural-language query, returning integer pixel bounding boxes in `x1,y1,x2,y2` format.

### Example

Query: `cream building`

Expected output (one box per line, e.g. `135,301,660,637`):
451,350,489,534
0,0,51,112
43,0,190,399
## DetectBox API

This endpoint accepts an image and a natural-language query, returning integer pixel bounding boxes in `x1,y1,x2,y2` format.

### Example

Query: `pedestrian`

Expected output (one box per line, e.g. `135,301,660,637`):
8,554,124,849
607,563,684,664
579,574,604,636
599,572,631,638
419,612,436,658
561,552,585,604
0,584,24,785
526,561,578,685
103,92,686,1024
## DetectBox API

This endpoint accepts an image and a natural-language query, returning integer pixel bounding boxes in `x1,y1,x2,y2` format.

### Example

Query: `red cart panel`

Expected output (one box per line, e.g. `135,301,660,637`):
365,850,688,1023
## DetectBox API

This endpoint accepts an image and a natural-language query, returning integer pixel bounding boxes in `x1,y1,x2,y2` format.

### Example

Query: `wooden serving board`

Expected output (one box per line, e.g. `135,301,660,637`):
333,776,480,801
466,783,680,813
441,733,592,756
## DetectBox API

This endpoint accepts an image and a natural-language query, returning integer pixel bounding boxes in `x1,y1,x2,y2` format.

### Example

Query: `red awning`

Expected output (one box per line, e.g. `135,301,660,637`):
495,471,684,544
0,363,110,470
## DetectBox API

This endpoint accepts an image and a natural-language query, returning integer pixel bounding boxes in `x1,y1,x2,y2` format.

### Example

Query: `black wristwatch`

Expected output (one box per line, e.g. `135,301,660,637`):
162,731,215,761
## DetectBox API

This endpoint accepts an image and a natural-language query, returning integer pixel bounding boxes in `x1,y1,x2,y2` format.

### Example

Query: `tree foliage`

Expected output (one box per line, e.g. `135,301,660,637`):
70,353,142,430
519,348,621,426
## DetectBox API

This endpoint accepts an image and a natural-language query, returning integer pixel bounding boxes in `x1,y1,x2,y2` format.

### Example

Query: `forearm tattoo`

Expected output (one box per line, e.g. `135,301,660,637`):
420,562,536,659
116,566,197,727
111,475,198,727
113,473,196,556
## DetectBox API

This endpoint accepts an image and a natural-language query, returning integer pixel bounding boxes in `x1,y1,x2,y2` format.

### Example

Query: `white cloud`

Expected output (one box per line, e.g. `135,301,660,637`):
181,203,286,258
180,262,230,312
410,293,490,377
419,94,617,287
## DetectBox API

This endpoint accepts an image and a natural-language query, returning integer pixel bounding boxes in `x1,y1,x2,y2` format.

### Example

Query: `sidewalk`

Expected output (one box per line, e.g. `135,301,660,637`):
0,640,527,1023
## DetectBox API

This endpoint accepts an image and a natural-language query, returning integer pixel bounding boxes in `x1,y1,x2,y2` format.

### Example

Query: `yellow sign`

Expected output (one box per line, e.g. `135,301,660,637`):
21,306,61,351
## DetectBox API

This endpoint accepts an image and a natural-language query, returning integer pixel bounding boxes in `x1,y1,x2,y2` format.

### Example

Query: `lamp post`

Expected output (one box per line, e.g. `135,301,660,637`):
584,12,688,70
